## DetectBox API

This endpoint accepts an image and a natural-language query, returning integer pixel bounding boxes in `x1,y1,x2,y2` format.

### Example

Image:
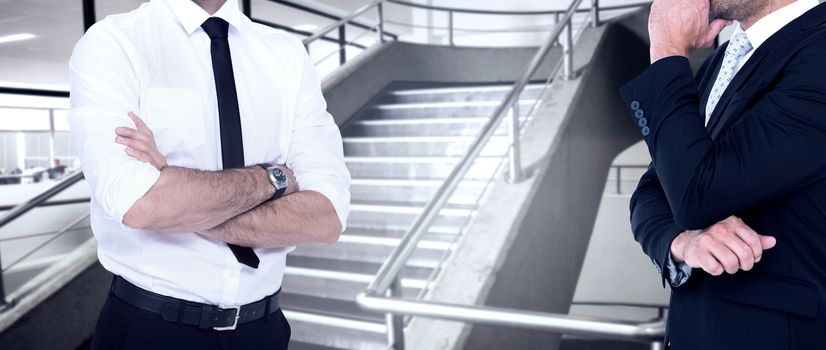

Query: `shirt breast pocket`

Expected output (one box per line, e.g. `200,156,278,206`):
143,87,207,160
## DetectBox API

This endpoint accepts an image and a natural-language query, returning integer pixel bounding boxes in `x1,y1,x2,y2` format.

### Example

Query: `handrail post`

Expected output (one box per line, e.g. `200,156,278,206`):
562,18,575,80
378,2,385,43
0,252,6,310
651,341,664,350
553,12,561,46
48,109,56,169
508,100,524,183
386,278,405,350
338,26,346,65
591,0,600,27
616,166,621,194
448,11,455,46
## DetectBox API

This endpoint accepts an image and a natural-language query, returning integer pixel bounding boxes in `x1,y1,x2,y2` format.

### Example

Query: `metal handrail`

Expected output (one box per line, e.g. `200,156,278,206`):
2,212,90,273
303,0,385,47
357,295,666,342
300,0,648,49
352,0,664,348
0,171,85,230
365,0,585,296
267,0,398,41
387,0,650,15
0,171,85,307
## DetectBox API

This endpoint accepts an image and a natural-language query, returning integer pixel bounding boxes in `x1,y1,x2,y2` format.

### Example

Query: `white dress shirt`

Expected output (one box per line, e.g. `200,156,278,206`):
667,0,820,288
67,0,350,305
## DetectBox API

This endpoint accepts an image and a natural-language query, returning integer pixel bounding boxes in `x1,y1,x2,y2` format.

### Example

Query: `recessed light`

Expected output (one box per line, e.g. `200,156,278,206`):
0,33,37,45
294,24,319,32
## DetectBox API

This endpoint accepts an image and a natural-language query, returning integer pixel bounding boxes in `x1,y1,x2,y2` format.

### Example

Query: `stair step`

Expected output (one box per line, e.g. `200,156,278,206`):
345,156,503,180
342,226,460,243
282,265,425,301
378,84,545,104
344,116,525,137
342,135,509,157
346,202,473,233
362,100,534,119
283,255,434,301
288,255,434,280
284,308,386,350
291,239,450,268
283,293,384,323
349,178,489,206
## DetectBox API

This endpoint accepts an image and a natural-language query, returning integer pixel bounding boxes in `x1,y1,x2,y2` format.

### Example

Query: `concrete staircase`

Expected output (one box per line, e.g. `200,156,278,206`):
284,82,543,349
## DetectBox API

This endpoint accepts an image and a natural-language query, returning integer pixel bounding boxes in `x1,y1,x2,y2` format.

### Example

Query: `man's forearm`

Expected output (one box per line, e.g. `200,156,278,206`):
202,190,342,248
123,166,274,232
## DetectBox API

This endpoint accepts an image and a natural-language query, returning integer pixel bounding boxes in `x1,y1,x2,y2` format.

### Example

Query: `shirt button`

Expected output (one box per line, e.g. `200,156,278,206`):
635,109,644,119
630,100,641,111
638,117,648,128
642,126,650,136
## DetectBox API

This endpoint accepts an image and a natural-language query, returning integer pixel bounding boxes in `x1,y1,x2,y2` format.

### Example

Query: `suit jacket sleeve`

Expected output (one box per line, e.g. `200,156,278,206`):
631,164,689,287
619,50,826,230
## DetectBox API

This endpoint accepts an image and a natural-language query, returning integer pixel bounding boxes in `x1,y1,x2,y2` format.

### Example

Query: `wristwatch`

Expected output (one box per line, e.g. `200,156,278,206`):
257,163,288,201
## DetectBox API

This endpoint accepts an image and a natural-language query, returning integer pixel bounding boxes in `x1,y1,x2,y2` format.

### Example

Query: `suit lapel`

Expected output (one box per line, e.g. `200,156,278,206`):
708,2,826,138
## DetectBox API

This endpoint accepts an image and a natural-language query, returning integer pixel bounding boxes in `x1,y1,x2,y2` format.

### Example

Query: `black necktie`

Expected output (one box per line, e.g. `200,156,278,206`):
202,17,260,269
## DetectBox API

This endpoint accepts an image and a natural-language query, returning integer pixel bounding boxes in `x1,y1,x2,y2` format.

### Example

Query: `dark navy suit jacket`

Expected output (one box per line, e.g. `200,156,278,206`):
619,3,826,349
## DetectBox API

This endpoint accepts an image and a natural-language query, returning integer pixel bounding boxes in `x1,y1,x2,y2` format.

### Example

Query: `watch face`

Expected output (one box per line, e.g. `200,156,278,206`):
272,167,288,190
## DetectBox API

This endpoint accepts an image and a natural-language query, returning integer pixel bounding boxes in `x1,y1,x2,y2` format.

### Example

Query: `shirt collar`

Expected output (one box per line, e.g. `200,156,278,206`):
736,0,820,50
164,0,243,36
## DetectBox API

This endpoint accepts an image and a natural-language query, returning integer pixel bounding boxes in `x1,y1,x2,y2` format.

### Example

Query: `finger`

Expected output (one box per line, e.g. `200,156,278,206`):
760,235,777,250
128,112,150,132
115,127,137,138
125,147,152,163
705,238,740,274
731,220,764,262
116,136,151,153
704,19,732,47
697,251,725,276
120,127,152,144
719,234,755,271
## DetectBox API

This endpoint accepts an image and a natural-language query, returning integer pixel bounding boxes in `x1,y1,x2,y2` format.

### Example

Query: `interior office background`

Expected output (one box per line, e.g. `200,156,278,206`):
0,1,741,349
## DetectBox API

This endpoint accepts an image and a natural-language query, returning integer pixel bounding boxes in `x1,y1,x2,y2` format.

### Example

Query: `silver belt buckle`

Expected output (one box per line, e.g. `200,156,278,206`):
213,304,241,331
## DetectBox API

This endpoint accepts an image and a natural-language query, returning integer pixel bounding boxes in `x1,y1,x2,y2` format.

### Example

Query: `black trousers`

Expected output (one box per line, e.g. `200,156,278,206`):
91,292,291,350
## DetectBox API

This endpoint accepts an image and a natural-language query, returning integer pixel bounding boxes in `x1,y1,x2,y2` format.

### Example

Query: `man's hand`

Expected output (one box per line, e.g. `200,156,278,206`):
671,216,776,276
116,112,168,170
648,0,732,63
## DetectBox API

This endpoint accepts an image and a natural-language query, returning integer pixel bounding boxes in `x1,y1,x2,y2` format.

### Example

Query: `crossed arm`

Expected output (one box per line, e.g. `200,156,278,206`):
116,112,341,248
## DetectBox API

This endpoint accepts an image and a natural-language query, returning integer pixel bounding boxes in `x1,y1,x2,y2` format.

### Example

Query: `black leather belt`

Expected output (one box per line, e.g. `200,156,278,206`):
110,275,281,331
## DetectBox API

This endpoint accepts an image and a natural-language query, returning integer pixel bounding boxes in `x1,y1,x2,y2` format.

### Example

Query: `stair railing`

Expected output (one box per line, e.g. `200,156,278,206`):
344,1,665,349
0,171,86,310
297,0,652,75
